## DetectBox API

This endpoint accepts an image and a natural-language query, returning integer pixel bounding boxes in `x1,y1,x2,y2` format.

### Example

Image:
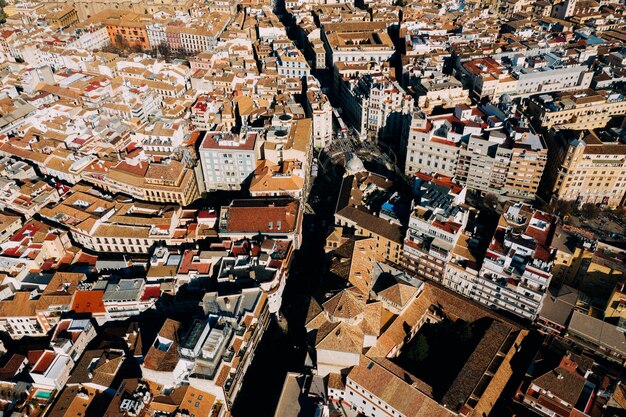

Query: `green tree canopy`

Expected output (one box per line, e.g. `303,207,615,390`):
407,334,429,362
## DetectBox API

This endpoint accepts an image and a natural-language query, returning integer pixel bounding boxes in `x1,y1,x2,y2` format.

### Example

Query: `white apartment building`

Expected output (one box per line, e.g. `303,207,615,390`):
50,318,97,362
461,57,594,100
141,288,269,411
308,36,326,70
322,22,395,65
30,350,74,390
199,131,259,191
146,21,167,49
469,203,556,320
178,27,222,54
110,83,162,122
416,75,471,114
456,128,547,201
548,129,626,208
341,73,413,143
402,173,470,283
306,87,333,148
38,188,186,254
65,25,110,50
132,120,186,153
406,105,546,200
443,254,479,299
404,110,469,177
276,47,311,78
511,65,594,98
96,278,156,320
527,89,626,131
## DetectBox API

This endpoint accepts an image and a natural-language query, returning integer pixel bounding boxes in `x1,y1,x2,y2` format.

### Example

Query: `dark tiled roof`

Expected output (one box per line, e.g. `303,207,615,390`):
335,175,355,212
67,349,125,388
539,285,579,326
336,206,404,243
533,366,586,405
0,354,26,380
442,320,513,411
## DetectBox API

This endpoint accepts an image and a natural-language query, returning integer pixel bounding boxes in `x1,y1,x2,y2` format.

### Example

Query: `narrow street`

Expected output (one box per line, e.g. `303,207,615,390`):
233,6,397,414
232,152,343,416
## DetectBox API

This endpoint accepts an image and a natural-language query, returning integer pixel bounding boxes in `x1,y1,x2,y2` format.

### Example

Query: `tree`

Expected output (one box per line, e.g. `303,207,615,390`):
613,205,626,223
551,199,575,219
156,43,172,60
559,200,575,217
407,334,429,362
458,321,473,343
484,193,498,211
581,203,600,219
101,44,124,55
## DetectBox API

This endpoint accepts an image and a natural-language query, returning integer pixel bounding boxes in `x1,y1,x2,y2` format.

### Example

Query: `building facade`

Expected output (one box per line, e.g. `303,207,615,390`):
199,131,259,191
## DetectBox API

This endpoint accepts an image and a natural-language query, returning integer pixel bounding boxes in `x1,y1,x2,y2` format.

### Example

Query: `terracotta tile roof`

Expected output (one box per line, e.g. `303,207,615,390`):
32,350,56,374
47,385,97,417
315,321,363,354
327,373,345,391
143,319,181,372
28,350,44,365
145,160,185,182
43,272,84,296
322,287,366,321
75,252,98,265
249,160,304,194
610,382,626,409
179,386,217,417
361,301,383,337
140,285,161,301
215,365,231,387
368,283,519,358
71,290,106,314
201,131,257,150
463,57,504,76
114,160,149,177
68,349,124,388
348,356,455,417
378,282,419,309
0,292,38,317
305,297,324,328
224,199,299,233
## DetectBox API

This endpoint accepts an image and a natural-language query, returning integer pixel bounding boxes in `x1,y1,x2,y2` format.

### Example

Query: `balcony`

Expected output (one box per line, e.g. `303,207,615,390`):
429,245,450,261
483,257,505,274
